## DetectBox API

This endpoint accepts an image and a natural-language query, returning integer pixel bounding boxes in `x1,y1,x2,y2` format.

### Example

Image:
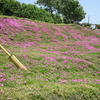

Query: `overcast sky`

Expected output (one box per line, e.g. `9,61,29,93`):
17,0,100,24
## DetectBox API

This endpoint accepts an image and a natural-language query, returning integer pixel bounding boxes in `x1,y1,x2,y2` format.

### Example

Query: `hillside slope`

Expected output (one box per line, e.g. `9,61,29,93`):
0,16,100,100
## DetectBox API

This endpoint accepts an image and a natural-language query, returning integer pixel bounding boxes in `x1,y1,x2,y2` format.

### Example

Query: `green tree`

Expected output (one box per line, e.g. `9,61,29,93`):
52,14,62,24
36,0,86,22
36,0,58,14
0,0,21,16
0,0,60,23
59,0,86,22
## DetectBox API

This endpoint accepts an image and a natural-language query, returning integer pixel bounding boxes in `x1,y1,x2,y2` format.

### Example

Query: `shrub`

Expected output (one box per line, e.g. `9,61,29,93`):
0,0,62,23
97,24,100,29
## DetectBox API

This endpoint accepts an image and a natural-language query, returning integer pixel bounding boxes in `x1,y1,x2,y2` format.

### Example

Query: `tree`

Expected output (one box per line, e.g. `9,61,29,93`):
36,0,58,14
0,0,21,16
72,6,86,22
36,0,86,22
0,0,61,23
58,0,86,22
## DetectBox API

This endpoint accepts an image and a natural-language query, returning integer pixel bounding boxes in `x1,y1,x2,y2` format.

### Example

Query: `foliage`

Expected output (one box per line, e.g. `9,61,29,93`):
57,0,86,21
82,23,91,27
36,0,57,14
51,14,62,24
36,0,86,22
97,24,100,29
0,15,100,100
0,0,62,23
0,0,21,16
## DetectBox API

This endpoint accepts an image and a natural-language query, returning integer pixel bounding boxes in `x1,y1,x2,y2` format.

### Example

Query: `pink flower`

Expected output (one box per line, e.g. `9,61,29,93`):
0,83,4,86
22,54,29,59
0,75,3,77
7,64,12,67
58,79,67,83
63,59,68,63
95,80,100,82
93,73,97,75
0,69,4,71
71,79,84,82
0,91,3,93
62,80,67,83
23,81,27,83
0,23,5,29
9,76,16,81
17,82,21,84
43,79,48,81
26,76,31,78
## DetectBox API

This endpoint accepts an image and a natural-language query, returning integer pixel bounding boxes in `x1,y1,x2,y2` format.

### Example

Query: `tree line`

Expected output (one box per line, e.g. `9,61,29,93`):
36,0,86,23
0,0,86,24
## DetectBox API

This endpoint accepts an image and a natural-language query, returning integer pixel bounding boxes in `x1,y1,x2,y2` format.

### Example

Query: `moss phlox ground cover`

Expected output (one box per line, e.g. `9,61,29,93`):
0,17,100,99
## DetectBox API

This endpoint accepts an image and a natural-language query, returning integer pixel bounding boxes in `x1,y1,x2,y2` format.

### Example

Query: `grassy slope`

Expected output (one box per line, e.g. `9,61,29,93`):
0,15,100,100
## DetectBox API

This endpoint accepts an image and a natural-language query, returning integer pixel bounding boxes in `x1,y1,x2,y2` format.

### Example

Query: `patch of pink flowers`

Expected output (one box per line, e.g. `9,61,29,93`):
0,17,100,87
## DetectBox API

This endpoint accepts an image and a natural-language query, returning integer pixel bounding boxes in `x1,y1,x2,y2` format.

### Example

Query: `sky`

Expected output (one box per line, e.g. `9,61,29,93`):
17,0,100,24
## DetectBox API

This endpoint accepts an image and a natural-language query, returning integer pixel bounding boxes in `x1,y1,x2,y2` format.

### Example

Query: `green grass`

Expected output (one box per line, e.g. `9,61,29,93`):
58,48,68,52
74,25,82,29
1,83,99,100
87,52,100,55
0,15,100,100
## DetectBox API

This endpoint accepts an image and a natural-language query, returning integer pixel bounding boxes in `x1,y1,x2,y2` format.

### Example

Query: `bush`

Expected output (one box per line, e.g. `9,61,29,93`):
82,23,91,27
97,24,100,29
0,0,62,23
63,19,71,24
52,14,62,24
